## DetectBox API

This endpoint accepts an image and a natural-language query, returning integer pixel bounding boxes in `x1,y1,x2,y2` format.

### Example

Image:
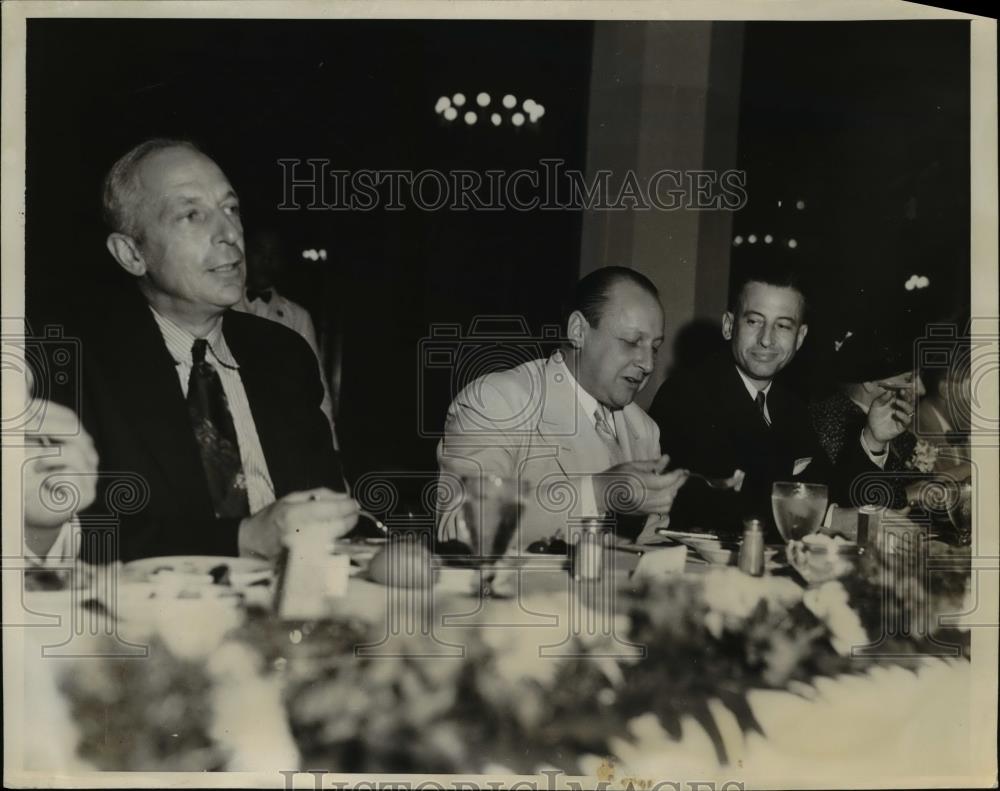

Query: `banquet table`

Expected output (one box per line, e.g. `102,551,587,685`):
5,538,982,788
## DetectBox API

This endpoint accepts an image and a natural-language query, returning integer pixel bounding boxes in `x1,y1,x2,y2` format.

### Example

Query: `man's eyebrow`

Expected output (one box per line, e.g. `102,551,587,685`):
157,195,201,219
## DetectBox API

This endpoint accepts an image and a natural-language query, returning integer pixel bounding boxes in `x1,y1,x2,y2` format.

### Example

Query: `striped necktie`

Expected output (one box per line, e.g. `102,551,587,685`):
594,408,626,466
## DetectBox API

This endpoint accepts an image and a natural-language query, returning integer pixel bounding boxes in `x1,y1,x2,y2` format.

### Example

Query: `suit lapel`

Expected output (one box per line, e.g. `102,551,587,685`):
223,313,293,496
537,354,614,474
614,405,647,462
721,361,770,438
95,303,215,516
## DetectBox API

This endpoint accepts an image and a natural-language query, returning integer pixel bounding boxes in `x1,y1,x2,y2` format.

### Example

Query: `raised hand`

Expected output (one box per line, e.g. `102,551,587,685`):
866,387,915,448
238,487,359,560
23,400,99,530
592,454,689,515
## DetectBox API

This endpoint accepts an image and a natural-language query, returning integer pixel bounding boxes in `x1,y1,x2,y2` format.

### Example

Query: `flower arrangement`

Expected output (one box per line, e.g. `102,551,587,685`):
55,539,971,774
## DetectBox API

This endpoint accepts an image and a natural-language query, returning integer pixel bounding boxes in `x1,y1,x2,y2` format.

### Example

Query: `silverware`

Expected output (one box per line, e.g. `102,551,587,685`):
655,528,720,541
357,509,390,534
686,469,745,491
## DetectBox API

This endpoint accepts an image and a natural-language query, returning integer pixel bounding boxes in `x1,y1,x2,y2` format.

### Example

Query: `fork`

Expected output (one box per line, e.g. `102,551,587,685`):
685,469,745,491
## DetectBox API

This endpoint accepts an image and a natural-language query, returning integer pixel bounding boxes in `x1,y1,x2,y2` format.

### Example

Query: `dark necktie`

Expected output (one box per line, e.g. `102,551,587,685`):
247,287,273,304
755,390,771,427
187,339,250,518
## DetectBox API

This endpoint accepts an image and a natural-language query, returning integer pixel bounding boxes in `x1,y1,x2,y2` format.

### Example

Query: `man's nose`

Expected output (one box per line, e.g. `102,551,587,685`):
758,325,774,348
214,210,241,245
635,345,654,373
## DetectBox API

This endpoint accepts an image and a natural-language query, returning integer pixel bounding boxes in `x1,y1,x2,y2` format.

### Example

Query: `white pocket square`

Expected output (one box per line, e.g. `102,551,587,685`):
793,457,813,476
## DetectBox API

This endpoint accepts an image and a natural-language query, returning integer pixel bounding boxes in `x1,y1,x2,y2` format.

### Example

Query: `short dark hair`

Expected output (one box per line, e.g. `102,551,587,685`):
102,138,203,238
568,266,660,328
728,248,809,321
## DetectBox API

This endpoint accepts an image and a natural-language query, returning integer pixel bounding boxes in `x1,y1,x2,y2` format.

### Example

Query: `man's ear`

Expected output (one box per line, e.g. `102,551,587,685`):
795,322,809,351
566,310,589,349
106,233,146,277
721,311,734,341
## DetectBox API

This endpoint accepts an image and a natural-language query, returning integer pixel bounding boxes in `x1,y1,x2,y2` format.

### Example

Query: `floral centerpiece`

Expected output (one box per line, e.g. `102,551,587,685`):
55,537,971,774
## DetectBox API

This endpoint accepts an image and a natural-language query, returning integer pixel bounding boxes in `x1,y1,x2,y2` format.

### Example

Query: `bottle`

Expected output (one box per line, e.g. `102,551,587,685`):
738,518,766,576
573,521,606,581
273,525,350,620
857,504,883,551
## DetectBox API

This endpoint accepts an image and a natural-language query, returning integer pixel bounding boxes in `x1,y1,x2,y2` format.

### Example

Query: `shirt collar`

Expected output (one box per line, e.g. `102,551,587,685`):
24,520,76,567
555,356,615,432
150,307,239,369
734,365,772,402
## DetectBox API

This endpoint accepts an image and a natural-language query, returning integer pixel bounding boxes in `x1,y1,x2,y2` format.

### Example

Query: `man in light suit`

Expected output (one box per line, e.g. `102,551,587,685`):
437,267,689,551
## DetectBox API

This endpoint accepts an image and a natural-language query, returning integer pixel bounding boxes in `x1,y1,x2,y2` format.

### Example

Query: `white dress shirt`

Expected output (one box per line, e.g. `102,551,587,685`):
558,360,617,516
150,308,276,514
25,519,78,568
734,366,773,423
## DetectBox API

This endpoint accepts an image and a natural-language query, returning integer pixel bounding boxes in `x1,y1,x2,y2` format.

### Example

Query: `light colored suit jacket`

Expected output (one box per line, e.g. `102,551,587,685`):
436,353,662,549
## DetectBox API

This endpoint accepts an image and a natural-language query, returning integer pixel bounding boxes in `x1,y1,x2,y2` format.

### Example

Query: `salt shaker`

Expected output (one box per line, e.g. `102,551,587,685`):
573,520,605,581
738,518,766,576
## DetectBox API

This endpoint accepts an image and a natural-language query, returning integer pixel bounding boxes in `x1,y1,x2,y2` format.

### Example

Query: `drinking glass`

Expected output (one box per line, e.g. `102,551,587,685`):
457,475,529,561
771,481,829,542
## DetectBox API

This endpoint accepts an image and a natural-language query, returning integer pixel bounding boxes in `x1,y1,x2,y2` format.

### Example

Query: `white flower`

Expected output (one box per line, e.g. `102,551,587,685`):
906,439,940,473
802,581,868,655
702,568,802,631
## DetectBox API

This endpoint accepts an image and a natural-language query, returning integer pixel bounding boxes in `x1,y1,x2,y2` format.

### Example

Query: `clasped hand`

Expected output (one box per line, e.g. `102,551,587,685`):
238,487,359,560
592,454,689,515
23,400,99,530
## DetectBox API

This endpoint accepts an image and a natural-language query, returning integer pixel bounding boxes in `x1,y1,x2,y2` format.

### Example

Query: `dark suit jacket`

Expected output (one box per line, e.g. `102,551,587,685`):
69,293,344,561
810,390,919,509
649,355,871,542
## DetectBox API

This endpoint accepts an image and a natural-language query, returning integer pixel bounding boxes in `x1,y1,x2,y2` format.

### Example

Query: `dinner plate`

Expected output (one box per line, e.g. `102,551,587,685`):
123,555,272,582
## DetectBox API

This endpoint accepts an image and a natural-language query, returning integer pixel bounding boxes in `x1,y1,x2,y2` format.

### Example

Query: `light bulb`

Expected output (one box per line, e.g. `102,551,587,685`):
476,92,490,107
464,111,477,125
443,106,458,121
502,94,516,109
490,113,501,126
452,93,466,107
512,112,525,127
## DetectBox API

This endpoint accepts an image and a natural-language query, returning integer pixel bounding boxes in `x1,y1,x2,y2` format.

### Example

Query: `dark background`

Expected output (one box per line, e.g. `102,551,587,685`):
734,20,970,393
25,19,970,498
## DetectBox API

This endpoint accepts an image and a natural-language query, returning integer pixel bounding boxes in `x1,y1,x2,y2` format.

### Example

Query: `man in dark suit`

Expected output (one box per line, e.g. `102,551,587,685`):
75,139,357,561
649,257,909,541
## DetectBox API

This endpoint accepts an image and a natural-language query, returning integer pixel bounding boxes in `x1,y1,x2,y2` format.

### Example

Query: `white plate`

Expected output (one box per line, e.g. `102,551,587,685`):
123,555,272,582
